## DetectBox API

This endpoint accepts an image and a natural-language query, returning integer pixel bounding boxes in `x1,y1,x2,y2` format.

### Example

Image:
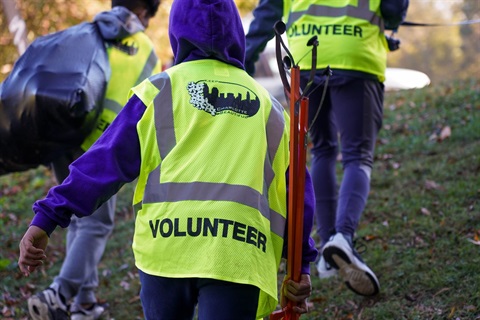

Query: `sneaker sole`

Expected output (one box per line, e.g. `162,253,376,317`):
324,246,380,296
71,302,110,320
71,309,108,320
318,269,337,279
316,259,338,279
28,295,52,320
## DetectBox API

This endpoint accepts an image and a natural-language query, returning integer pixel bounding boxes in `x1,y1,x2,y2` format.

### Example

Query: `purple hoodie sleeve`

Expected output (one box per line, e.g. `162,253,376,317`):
284,167,319,274
31,95,146,236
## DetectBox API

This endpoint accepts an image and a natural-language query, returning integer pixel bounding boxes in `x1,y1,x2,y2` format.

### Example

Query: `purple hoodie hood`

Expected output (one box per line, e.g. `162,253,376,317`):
168,0,245,69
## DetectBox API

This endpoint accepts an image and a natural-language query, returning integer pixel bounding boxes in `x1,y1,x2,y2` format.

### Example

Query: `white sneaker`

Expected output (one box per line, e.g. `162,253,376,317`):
316,255,338,279
70,302,109,320
323,233,380,296
28,282,69,320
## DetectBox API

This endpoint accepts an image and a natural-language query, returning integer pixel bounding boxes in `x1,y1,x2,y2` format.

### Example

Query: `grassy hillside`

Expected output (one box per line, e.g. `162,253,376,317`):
1,78,479,319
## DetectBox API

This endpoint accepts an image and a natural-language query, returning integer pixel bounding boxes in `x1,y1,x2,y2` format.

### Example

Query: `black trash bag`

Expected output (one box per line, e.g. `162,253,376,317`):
0,22,110,176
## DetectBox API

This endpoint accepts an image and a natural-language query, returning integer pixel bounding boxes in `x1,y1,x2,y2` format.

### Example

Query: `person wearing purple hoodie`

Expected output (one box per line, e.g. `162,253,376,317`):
19,0,318,319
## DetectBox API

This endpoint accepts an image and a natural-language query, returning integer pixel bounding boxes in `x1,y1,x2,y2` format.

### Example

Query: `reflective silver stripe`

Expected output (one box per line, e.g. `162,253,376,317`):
270,208,286,237
143,181,265,206
142,181,286,237
136,49,158,86
141,75,286,237
102,50,157,115
144,165,161,202
265,96,288,236
287,0,383,30
103,98,123,114
150,74,175,159
264,95,286,189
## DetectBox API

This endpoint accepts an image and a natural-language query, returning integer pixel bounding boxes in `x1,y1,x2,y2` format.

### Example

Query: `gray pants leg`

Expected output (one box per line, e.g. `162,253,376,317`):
50,152,116,305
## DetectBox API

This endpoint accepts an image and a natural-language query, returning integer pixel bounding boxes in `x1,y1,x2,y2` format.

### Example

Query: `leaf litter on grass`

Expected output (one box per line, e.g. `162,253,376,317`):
1,78,480,319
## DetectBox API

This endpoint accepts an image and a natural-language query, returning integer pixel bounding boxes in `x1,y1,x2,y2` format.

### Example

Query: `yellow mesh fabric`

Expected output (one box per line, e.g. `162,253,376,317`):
81,32,161,150
132,60,289,318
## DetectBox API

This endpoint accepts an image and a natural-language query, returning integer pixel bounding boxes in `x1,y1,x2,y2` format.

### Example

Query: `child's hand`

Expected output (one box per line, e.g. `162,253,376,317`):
18,226,49,276
280,273,312,314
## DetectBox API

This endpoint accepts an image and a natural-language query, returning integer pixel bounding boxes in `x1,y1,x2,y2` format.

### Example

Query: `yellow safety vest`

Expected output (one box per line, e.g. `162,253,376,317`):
285,0,388,81
81,31,161,150
131,59,290,318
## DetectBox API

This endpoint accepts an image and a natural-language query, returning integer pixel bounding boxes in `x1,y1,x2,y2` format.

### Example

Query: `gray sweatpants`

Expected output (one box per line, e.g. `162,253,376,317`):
50,151,116,305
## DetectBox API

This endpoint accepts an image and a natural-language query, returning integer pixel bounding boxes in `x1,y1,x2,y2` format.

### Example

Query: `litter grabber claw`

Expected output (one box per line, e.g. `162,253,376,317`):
270,21,318,320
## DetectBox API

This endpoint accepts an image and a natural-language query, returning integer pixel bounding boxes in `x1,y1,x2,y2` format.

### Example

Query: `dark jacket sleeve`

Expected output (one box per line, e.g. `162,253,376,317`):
284,167,319,274
381,0,409,30
245,0,284,76
30,95,146,235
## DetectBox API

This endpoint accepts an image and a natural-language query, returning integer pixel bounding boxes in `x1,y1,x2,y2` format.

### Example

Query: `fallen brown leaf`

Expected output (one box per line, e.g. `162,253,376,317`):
433,287,450,297
2,305,13,317
420,207,431,215
448,306,456,318
425,180,443,191
364,234,378,241
120,280,130,290
439,126,451,141
128,295,141,303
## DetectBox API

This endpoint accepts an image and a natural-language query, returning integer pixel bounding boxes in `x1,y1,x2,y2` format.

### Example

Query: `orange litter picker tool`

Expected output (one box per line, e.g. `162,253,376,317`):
269,21,318,320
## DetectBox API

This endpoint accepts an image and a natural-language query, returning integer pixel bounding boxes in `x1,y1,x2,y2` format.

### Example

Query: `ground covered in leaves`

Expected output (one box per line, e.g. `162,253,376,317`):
1,78,479,319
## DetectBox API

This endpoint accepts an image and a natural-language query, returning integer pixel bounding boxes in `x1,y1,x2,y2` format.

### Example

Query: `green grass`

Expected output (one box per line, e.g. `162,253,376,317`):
1,78,479,319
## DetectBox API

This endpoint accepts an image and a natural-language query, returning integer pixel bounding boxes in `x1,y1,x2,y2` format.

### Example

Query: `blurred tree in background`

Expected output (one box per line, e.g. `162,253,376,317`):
1,0,479,84
388,0,479,83
0,0,171,80
457,0,480,78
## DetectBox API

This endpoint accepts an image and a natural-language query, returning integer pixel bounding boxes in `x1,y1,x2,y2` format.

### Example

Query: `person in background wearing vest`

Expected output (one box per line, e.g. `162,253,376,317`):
25,1,161,319
245,0,409,297
18,0,318,319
